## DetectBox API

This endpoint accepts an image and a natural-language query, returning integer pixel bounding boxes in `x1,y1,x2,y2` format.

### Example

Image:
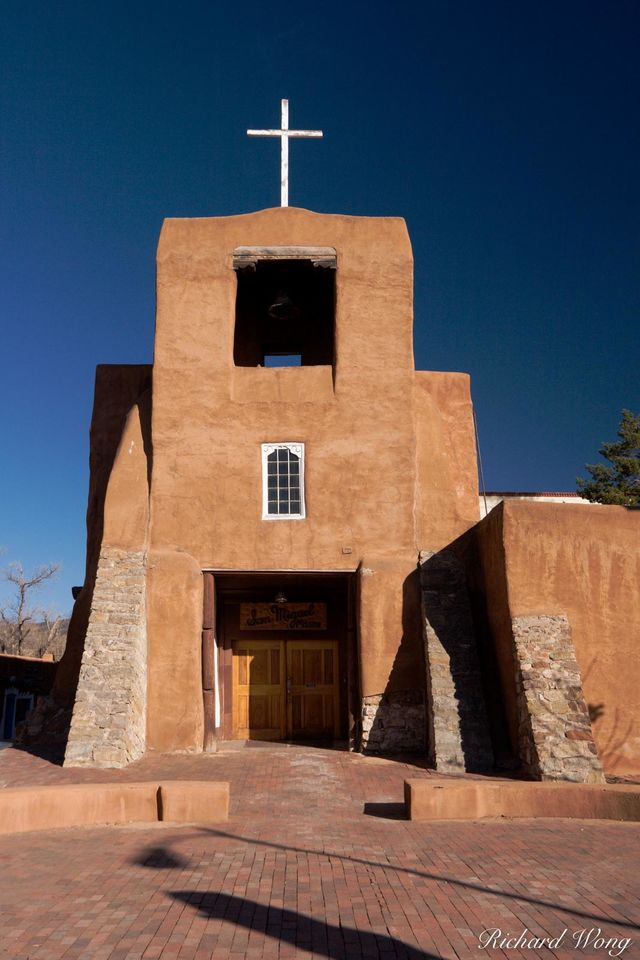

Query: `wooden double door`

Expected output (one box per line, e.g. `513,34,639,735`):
232,638,339,741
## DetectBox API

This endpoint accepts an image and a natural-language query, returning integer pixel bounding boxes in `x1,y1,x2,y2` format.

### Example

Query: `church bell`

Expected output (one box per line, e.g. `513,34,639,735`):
268,290,301,321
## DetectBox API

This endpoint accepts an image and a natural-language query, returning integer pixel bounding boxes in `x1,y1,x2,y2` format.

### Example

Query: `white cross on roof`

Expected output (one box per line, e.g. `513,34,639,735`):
247,99,323,207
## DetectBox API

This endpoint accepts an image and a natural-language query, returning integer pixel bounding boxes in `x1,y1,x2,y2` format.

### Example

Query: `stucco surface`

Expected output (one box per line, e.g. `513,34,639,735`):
0,782,158,834
0,780,229,834
64,209,485,757
459,502,640,776
357,558,420,697
152,208,418,570
142,208,480,750
84,367,152,570
462,504,519,758
102,401,151,549
405,778,640,821
414,371,480,551
52,366,151,705
158,780,229,822
64,398,151,767
146,549,204,752
501,501,640,776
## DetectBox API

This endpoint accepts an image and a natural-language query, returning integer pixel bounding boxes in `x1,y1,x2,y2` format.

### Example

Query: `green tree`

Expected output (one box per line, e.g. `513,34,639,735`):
577,410,640,506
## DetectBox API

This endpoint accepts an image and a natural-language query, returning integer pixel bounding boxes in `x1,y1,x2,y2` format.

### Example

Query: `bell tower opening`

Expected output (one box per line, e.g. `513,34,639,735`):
233,247,336,367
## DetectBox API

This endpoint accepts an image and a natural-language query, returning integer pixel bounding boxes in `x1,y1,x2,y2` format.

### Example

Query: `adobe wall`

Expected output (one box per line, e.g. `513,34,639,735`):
50,365,151,709
152,208,417,570
358,559,426,752
414,371,480,551
501,500,640,777
145,549,204,753
55,210,480,757
64,397,151,767
145,208,479,751
460,504,517,758
467,502,640,777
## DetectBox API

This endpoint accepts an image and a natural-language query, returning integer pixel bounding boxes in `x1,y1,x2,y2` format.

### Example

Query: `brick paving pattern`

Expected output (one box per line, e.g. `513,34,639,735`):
1,744,639,959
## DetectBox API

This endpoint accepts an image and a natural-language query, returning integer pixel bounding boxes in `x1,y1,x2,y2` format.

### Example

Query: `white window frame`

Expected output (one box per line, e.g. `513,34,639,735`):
261,442,306,520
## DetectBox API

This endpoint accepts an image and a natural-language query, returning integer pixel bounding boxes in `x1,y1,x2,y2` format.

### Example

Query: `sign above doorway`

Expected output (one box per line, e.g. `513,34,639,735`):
240,603,327,631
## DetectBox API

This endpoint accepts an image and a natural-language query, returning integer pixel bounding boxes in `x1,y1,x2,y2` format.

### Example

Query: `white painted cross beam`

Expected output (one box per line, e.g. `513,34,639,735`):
247,99,323,207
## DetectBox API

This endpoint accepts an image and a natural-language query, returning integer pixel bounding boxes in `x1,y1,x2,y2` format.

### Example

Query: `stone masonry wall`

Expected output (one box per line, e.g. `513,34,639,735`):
512,614,604,783
361,690,425,754
420,550,494,773
64,547,147,768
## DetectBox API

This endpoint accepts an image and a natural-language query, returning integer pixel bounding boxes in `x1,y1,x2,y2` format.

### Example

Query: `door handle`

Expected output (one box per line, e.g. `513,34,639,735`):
286,675,292,701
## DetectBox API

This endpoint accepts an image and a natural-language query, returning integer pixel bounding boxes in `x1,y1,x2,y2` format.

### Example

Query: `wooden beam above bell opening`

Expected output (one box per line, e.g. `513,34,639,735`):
233,246,337,270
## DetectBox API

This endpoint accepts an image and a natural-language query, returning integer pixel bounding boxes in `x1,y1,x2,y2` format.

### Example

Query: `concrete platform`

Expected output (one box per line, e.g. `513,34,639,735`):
0,780,229,834
405,777,640,821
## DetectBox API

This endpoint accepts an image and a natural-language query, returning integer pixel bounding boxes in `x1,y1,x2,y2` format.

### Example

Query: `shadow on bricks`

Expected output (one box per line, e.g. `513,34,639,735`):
170,889,438,960
133,829,640,934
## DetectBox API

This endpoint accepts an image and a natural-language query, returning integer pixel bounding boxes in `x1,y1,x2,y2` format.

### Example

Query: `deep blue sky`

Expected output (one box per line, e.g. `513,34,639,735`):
1,1,638,613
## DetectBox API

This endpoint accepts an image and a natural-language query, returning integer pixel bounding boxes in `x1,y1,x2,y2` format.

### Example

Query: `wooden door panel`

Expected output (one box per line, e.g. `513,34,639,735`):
289,691,336,736
303,649,322,685
289,647,302,686
323,648,334,684
232,641,285,740
233,638,339,741
249,693,280,730
287,641,339,739
302,692,324,730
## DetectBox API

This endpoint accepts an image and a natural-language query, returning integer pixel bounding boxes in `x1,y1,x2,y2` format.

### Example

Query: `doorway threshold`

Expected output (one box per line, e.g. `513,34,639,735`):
221,739,350,751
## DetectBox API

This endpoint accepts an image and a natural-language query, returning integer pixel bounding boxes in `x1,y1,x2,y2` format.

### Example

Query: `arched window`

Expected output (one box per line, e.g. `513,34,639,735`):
262,443,305,519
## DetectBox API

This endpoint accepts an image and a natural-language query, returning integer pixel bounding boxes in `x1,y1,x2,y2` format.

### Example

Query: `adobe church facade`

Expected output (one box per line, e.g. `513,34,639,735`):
41,206,639,782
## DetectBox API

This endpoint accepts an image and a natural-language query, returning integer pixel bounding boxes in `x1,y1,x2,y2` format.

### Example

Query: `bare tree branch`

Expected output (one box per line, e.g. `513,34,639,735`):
1,561,60,656
40,610,63,658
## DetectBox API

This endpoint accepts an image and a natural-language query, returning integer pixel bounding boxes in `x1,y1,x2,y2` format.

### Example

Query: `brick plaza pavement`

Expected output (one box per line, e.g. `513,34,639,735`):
1,744,639,960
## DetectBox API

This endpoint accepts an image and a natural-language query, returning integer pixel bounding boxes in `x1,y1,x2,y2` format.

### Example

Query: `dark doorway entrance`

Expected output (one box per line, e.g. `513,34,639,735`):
213,572,357,746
